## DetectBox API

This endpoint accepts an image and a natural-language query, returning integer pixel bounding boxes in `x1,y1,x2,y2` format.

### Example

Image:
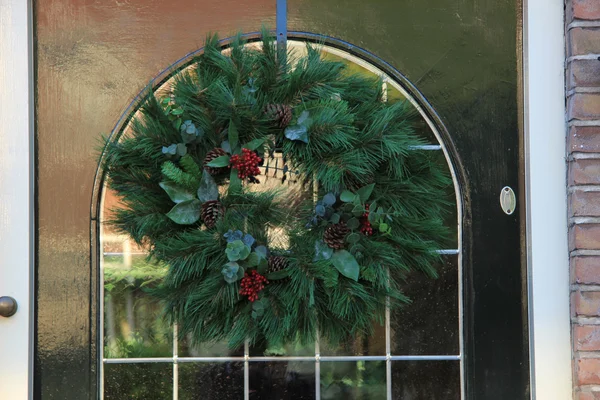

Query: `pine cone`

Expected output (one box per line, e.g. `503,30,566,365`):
268,256,289,273
201,200,224,229
203,148,228,175
264,104,293,128
324,223,350,250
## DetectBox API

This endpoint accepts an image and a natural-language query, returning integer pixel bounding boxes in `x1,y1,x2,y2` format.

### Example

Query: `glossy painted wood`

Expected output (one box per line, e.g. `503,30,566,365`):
33,0,527,398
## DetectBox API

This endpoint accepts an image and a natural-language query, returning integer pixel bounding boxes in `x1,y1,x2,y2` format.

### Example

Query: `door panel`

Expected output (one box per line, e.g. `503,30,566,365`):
33,0,527,398
289,1,526,397
34,2,275,397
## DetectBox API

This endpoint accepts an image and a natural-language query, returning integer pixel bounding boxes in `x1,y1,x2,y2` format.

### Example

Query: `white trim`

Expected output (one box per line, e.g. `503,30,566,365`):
0,0,34,399
524,0,572,398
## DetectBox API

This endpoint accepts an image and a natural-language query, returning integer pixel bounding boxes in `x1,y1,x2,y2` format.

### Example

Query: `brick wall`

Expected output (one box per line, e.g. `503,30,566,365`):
568,1,600,398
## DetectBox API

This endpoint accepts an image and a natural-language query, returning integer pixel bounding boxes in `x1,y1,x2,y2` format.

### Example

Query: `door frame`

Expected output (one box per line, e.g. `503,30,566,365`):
0,0,35,399
523,0,572,398
0,0,571,398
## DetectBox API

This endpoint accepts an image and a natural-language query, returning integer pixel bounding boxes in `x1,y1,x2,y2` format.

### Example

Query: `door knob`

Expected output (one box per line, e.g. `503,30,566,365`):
0,296,18,317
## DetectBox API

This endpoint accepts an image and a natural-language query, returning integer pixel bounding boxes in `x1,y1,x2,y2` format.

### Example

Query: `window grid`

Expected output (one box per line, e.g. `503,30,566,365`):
100,43,464,399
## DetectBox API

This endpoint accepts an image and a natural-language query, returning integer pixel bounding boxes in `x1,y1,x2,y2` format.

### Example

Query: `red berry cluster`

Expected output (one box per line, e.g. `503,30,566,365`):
230,148,262,179
360,203,374,236
239,270,268,302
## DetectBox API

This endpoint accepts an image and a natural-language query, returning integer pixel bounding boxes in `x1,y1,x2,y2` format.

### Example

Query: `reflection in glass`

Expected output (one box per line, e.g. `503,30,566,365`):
179,337,244,358
104,363,172,400
103,252,171,358
320,323,385,357
392,256,459,355
391,361,460,400
249,362,315,400
179,362,244,400
320,361,386,400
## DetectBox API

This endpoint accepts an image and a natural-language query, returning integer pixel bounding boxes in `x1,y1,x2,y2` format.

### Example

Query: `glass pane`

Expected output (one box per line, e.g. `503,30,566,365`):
391,361,460,400
103,253,171,358
320,361,386,400
249,340,315,357
392,256,459,355
179,362,244,400
179,338,244,358
249,361,316,399
104,363,172,400
320,322,385,356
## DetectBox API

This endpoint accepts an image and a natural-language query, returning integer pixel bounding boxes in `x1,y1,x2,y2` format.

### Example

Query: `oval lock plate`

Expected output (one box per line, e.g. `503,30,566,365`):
500,186,516,215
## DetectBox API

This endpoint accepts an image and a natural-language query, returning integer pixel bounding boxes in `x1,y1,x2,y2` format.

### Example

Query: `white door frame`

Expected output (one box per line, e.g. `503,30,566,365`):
0,0,35,399
0,0,571,399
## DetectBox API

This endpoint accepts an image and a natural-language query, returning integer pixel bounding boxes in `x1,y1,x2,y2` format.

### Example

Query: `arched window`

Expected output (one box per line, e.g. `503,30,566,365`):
97,34,463,400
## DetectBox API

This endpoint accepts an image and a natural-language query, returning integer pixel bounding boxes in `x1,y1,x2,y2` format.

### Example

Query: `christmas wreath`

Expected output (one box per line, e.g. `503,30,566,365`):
102,31,451,350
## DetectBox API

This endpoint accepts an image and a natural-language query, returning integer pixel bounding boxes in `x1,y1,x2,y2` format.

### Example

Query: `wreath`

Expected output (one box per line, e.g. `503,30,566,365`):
102,31,451,350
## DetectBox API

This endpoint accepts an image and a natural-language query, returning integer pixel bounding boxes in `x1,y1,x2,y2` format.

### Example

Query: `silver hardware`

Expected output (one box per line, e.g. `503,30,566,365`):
0,296,17,317
500,186,516,215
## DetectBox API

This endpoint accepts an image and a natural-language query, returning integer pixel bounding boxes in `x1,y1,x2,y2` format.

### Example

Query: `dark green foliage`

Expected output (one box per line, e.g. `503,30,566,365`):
101,31,451,351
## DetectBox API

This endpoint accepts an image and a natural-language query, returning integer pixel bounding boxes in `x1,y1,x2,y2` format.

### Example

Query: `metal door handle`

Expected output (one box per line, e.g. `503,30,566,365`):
0,296,17,317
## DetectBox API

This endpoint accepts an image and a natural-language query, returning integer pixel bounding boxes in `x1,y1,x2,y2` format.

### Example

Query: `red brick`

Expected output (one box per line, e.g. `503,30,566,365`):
579,359,600,385
578,391,600,400
570,28,600,56
569,60,600,88
571,224,600,250
574,291,600,316
570,126,600,153
573,256,600,284
573,0,600,20
575,326,600,351
569,94,600,121
572,191,600,216
570,160,600,185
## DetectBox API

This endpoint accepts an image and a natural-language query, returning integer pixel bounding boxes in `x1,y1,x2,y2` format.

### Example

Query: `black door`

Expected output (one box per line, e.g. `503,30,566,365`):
34,0,527,398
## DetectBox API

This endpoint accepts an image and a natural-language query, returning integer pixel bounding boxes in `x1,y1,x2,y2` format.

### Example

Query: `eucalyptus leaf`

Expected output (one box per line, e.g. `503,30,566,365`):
323,193,336,206
171,108,184,116
340,190,356,203
246,252,260,267
315,205,326,217
379,223,389,233
369,200,377,212
342,203,354,213
352,205,364,217
314,240,334,262
255,245,268,258
166,199,201,225
224,230,243,242
242,233,255,247
330,213,341,224
197,170,219,202
176,143,187,157
162,144,177,156
284,125,309,143
221,140,232,154
297,110,310,125
346,233,361,244
243,138,265,151
226,240,251,261
346,218,360,230
206,155,230,167
221,262,243,283
331,250,360,282
159,182,195,204
356,183,375,203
